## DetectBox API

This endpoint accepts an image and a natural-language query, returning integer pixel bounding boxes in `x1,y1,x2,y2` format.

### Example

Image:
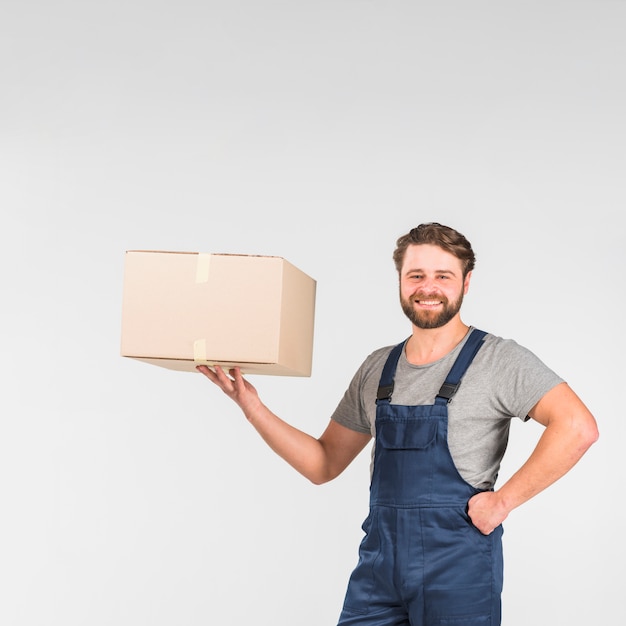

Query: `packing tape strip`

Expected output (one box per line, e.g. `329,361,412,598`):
193,339,207,362
195,253,211,283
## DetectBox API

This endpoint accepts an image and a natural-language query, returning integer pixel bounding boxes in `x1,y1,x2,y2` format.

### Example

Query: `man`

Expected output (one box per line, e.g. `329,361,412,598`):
197,222,598,625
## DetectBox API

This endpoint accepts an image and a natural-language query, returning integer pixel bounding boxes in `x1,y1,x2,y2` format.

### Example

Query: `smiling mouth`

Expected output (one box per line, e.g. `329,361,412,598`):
417,299,442,307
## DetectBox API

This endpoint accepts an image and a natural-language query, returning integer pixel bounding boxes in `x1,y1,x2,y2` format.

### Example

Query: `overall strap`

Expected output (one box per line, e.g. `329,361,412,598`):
435,328,488,405
376,339,407,404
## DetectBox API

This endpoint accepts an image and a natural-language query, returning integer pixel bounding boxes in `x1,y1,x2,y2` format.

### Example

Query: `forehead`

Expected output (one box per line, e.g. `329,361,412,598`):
401,244,464,273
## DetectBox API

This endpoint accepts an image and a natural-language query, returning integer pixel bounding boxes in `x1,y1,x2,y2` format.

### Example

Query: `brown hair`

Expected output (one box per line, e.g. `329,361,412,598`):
393,222,476,277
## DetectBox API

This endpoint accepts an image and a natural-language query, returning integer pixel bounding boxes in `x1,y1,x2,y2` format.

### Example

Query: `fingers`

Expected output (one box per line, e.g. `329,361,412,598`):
467,491,506,535
229,366,246,391
196,364,234,391
196,364,221,385
196,364,214,378
196,365,248,397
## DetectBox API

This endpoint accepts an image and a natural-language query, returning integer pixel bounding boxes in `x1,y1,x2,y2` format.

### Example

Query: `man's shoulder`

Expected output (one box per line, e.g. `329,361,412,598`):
480,330,525,351
360,342,400,370
350,340,408,387
478,331,549,369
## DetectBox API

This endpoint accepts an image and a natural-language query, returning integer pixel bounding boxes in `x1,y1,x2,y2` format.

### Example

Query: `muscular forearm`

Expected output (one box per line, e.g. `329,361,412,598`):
241,398,334,484
197,365,370,484
469,423,596,534
469,384,599,534
498,383,599,513
496,416,597,513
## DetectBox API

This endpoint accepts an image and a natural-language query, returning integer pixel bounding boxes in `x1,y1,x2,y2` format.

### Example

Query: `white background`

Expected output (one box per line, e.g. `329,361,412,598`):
1,2,624,624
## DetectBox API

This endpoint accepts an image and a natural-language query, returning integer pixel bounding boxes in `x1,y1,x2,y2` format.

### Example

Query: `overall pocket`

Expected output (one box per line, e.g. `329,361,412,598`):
377,418,437,450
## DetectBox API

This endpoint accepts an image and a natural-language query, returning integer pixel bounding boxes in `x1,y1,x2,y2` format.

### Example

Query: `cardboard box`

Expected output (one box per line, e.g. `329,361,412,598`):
120,251,316,376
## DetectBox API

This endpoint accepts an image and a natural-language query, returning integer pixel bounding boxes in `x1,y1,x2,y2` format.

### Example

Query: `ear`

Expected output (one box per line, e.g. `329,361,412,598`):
463,270,472,295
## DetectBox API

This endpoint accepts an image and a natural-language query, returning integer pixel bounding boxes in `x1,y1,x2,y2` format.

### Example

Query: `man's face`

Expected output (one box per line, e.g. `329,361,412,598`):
399,244,471,329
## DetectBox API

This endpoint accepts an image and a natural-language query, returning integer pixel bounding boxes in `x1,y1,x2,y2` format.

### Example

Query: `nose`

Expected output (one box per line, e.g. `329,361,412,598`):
418,277,439,293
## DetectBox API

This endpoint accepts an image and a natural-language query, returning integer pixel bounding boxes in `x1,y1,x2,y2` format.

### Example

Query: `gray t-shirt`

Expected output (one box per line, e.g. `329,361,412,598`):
331,328,564,490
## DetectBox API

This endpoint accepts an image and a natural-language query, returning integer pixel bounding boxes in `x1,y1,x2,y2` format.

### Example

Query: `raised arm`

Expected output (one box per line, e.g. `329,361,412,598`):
468,381,599,534
196,365,372,485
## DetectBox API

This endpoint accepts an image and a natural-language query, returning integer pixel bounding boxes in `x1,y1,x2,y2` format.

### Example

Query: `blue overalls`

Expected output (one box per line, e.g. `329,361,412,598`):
337,329,504,626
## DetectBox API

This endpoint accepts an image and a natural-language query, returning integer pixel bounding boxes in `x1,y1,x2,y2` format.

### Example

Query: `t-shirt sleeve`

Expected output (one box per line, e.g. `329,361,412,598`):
489,339,564,421
330,362,374,435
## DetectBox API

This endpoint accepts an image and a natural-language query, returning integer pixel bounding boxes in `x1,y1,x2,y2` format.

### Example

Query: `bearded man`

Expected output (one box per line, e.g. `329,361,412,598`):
198,222,598,626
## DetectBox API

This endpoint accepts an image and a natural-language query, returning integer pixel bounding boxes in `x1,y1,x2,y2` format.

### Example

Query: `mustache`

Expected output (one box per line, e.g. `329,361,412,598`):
412,292,449,302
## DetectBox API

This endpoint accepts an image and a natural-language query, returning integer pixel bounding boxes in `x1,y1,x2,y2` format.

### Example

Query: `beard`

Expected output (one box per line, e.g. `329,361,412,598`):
400,289,465,329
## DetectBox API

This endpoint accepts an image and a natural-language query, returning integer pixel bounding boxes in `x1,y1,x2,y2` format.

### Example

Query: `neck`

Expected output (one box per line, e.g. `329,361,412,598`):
405,319,470,365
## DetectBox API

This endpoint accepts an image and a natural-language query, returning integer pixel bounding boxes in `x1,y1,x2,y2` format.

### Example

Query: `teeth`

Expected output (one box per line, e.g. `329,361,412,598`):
419,300,440,305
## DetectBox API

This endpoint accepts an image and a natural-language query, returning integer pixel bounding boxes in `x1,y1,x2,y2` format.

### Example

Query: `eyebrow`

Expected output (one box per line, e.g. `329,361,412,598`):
405,268,458,276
